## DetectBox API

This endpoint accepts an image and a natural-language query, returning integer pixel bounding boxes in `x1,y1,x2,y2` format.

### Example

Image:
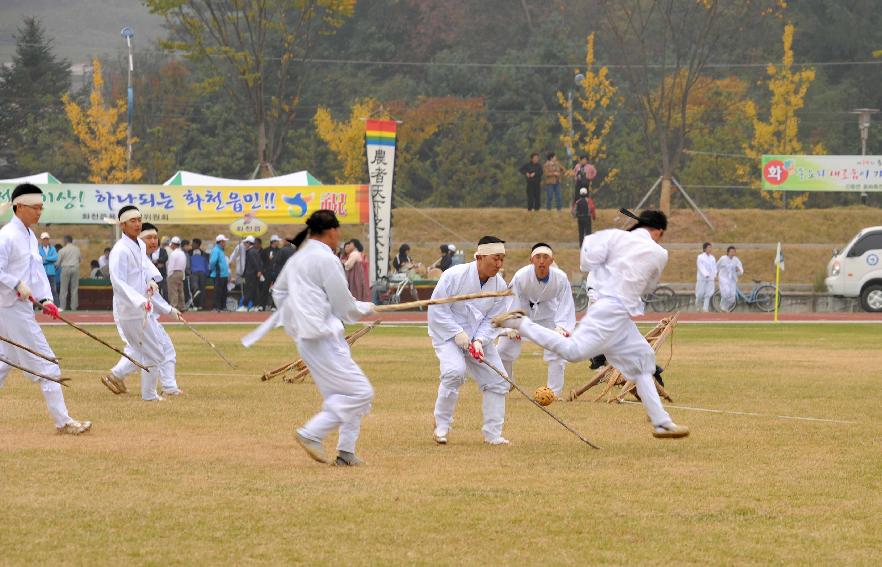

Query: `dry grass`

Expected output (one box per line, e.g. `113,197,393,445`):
1,323,881,565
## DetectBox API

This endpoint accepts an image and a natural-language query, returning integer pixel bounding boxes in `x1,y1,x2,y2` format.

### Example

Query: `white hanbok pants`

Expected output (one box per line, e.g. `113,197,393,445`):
112,316,166,400
719,277,737,311
695,278,715,311
497,320,566,396
517,297,673,427
432,339,508,441
296,332,373,453
112,318,179,394
0,302,72,427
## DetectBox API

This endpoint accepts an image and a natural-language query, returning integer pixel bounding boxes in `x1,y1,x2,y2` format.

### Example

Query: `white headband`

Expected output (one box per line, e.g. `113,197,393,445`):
474,242,506,257
531,246,554,259
140,228,157,237
12,193,43,206
118,209,142,223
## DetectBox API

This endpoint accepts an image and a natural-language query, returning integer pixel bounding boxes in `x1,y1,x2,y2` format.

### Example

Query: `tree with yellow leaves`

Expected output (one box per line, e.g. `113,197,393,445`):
62,59,142,183
315,98,386,184
742,23,824,209
557,32,619,193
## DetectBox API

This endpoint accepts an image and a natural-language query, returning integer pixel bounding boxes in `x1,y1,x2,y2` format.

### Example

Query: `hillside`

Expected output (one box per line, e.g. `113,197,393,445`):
43,207,880,285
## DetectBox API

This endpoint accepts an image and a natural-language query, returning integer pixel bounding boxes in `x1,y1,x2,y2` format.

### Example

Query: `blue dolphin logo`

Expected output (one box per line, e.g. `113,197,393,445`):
282,193,310,218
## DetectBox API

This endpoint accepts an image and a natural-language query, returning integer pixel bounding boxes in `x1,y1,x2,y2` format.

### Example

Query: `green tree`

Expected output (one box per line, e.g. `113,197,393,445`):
0,17,77,178
145,0,356,178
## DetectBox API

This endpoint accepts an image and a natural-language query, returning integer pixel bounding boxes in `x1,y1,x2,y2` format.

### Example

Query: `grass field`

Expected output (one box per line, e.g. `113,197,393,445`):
1,323,881,565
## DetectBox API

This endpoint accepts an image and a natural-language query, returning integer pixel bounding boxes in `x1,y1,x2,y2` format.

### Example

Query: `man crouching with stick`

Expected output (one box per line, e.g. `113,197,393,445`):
493,210,689,439
0,184,91,434
273,210,376,466
429,236,512,446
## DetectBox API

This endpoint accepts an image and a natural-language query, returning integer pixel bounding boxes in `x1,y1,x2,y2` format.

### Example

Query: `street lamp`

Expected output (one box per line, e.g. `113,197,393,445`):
850,107,878,205
567,73,585,160
121,27,134,177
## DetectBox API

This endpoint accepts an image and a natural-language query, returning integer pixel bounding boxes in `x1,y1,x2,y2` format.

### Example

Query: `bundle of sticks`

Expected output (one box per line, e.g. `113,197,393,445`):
568,312,678,403
260,320,382,383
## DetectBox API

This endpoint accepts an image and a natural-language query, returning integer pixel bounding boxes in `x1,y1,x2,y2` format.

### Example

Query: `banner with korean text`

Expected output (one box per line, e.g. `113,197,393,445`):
366,119,397,284
762,155,882,192
0,184,368,225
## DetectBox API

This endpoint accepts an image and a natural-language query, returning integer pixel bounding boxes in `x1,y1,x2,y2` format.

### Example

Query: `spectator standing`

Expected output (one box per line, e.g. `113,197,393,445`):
343,239,370,301
572,187,597,246
181,239,192,306
695,242,717,312
568,155,597,203
229,237,247,288
56,235,80,311
209,234,230,311
519,152,543,211
38,232,59,303
97,247,111,277
542,152,563,211
189,238,208,310
241,236,263,311
717,246,744,311
151,238,169,299
167,236,187,311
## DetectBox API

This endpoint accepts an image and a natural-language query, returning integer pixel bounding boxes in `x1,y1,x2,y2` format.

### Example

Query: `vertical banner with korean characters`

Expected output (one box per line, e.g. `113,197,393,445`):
365,119,397,285
762,155,882,192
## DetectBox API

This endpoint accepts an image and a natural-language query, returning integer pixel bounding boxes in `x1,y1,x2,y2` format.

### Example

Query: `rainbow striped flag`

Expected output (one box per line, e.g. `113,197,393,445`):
366,119,397,146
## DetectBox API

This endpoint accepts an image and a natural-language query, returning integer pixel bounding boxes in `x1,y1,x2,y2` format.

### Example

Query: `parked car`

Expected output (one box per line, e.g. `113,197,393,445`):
825,226,882,312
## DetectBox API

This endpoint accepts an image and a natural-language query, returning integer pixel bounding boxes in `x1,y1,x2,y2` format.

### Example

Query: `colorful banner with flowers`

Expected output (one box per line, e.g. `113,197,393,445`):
762,155,882,192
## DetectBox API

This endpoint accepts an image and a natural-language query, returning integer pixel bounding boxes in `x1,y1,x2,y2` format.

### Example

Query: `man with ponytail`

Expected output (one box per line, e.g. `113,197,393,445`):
272,209,376,466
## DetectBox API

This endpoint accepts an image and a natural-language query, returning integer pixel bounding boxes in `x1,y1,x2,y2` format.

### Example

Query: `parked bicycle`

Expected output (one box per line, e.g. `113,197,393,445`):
571,280,678,313
710,279,780,312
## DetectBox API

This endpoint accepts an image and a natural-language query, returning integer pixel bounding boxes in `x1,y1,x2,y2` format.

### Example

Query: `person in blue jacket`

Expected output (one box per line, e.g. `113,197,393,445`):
209,234,230,311
38,232,59,303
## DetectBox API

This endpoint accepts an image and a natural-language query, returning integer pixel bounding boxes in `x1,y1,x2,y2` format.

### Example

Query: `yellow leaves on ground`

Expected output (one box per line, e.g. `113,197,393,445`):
62,59,142,184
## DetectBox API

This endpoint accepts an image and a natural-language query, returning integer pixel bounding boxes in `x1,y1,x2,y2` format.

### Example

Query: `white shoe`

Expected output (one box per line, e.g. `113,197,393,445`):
484,437,510,446
161,389,184,397
433,427,448,445
236,306,247,312
57,419,92,435
653,422,689,439
144,395,165,402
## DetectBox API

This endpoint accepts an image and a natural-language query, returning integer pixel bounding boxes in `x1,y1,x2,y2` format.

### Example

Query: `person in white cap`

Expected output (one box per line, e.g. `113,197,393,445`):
572,186,596,246
0,184,91,434
209,234,230,311
99,205,166,401
497,243,575,399
38,231,59,303
105,222,185,397
492,209,689,439
166,235,187,311
263,234,282,310
428,235,511,446
272,210,376,466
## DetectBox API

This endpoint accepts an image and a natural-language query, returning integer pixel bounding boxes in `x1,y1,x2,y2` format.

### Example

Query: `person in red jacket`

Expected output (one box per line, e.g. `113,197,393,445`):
572,187,597,246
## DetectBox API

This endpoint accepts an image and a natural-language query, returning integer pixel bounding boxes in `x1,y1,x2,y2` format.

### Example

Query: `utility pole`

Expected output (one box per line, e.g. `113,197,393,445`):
121,26,135,177
851,108,879,205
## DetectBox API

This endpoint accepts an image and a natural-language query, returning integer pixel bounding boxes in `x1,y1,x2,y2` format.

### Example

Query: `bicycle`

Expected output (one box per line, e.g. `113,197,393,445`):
571,281,678,313
711,279,780,312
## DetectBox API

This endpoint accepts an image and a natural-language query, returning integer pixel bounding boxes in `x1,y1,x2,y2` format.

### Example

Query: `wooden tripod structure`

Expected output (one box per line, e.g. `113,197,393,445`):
567,313,679,404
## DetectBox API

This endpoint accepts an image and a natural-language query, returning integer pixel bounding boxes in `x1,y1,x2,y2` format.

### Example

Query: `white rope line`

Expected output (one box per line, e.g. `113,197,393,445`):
621,400,858,424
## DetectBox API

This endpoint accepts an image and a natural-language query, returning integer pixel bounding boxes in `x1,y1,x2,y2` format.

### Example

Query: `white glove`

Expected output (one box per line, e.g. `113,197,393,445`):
505,328,521,341
555,326,571,337
15,281,31,300
453,331,470,350
170,308,183,321
147,280,159,296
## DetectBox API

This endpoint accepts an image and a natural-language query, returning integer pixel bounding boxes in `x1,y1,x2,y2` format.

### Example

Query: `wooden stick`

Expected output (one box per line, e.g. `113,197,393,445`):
262,320,382,382
179,317,236,369
0,353,69,387
32,299,150,372
0,335,59,365
373,289,512,312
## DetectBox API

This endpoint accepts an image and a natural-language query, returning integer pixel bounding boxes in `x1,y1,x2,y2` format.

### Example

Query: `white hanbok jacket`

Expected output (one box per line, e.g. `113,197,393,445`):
428,261,508,344
109,236,153,321
696,252,717,282
580,228,668,317
717,255,744,285
507,264,575,331
0,215,53,307
272,239,372,341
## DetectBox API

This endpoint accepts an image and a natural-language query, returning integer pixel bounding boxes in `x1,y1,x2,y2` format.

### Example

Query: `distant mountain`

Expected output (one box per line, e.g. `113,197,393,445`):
0,0,165,64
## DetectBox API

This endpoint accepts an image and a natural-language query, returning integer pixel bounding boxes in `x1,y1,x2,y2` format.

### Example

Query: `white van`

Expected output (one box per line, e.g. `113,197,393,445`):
825,226,882,312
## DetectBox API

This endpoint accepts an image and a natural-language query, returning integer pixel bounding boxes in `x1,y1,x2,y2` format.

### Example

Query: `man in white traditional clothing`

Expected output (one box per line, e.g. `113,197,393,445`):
0,184,91,434
695,242,716,312
493,210,689,439
99,206,167,401
429,235,511,446
272,210,376,466
716,246,744,312
105,222,184,397
497,242,575,398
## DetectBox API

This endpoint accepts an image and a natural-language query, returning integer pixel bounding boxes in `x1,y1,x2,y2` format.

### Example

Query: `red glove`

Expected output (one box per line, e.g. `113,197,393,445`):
41,300,61,320
468,341,484,361
144,301,153,313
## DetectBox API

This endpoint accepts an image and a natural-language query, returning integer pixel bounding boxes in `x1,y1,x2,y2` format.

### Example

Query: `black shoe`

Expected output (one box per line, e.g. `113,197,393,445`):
653,365,665,387
588,354,607,370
